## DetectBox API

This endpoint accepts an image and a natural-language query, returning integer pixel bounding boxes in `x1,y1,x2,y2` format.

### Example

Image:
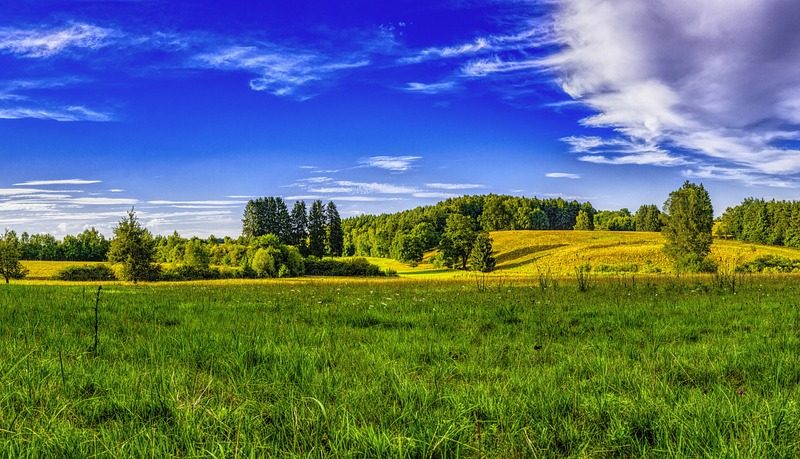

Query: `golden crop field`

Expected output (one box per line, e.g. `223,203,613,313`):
365,230,800,278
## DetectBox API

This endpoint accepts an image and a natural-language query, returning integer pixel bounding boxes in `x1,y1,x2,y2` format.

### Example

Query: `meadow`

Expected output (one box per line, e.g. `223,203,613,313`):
1,276,800,457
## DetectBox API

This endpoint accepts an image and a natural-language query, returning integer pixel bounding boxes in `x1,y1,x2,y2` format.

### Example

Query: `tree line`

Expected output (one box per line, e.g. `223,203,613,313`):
716,198,800,247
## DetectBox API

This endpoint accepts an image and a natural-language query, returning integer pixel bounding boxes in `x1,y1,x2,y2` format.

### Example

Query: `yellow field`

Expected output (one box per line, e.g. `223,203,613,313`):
364,230,800,278
21,260,105,280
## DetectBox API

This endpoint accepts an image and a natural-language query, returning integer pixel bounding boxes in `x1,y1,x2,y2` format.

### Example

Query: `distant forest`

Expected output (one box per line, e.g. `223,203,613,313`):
13,192,800,265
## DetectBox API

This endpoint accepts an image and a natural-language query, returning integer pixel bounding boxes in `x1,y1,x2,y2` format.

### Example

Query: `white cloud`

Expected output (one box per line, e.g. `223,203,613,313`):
70,197,138,205
334,181,417,194
545,172,581,179
404,81,457,94
109,189,125,193
148,200,247,206
413,192,458,199
359,156,421,172
14,179,101,186
425,183,485,190
536,0,800,179
0,23,112,58
194,45,368,98
0,106,112,122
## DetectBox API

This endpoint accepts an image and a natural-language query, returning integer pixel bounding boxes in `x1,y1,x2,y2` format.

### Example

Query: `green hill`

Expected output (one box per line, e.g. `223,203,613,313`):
362,230,800,278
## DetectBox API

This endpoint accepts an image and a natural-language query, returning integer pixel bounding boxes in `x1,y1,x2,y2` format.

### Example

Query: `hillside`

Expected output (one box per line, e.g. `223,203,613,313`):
364,230,800,278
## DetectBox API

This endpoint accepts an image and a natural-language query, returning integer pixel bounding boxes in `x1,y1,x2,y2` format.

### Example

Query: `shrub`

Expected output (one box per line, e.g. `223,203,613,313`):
593,263,639,273
736,255,800,273
56,264,116,281
160,265,221,281
304,257,391,277
675,254,717,273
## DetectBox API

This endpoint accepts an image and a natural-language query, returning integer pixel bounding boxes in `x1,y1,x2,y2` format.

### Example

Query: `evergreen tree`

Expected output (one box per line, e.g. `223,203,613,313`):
275,197,292,244
468,232,496,272
289,201,309,253
242,198,267,239
326,201,344,257
530,208,549,230
308,200,327,258
0,230,27,284
635,205,663,232
108,209,157,283
662,181,714,270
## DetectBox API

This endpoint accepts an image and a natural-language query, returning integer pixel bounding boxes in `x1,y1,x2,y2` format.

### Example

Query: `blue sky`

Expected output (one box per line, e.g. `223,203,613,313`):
2,0,800,237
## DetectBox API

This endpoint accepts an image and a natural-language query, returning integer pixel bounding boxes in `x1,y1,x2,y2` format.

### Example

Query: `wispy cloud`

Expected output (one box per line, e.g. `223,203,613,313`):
545,172,581,179
194,45,368,98
0,23,113,58
413,192,458,199
334,181,417,194
359,156,421,172
0,105,112,122
425,183,485,190
148,200,247,206
14,179,102,186
403,81,457,94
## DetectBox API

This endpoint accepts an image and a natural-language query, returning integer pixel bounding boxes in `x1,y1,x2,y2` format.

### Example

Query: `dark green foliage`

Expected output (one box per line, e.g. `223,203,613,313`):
343,194,590,259
662,181,714,269
19,228,109,261
303,257,390,276
326,201,344,257
0,230,27,283
736,255,800,273
468,232,495,272
108,209,158,283
289,201,308,253
573,210,593,230
391,232,424,265
530,208,550,230
55,264,116,281
439,214,477,269
241,197,292,243
308,200,327,258
718,198,800,248
635,205,663,232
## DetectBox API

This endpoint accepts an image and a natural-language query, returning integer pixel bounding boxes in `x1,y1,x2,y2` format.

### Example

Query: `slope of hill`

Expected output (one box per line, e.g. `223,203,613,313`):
364,230,800,278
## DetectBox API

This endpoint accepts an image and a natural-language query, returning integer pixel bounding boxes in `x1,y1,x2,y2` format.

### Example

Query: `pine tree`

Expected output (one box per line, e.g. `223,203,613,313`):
108,209,156,283
468,232,496,272
289,201,308,253
308,200,327,258
326,201,344,257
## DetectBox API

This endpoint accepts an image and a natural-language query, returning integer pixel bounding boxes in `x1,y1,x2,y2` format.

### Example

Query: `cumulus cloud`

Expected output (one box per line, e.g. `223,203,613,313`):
359,155,421,172
535,0,800,183
0,23,113,58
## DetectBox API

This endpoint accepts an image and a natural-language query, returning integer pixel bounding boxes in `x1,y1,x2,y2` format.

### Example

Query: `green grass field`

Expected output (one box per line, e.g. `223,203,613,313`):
1,278,800,457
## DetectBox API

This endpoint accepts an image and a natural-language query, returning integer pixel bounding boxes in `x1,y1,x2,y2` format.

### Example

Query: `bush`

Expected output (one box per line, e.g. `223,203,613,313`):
593,263,639,273
160,265,221,281
675,254,717,273
56,264,116,281
736,255,800,273
304,257,392,277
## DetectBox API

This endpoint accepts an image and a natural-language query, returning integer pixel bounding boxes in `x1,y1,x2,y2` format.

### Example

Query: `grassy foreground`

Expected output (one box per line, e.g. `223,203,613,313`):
1,278,799,457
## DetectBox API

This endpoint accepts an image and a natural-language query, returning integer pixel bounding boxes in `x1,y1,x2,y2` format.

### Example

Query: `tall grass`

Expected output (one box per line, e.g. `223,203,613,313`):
0,279,799,456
